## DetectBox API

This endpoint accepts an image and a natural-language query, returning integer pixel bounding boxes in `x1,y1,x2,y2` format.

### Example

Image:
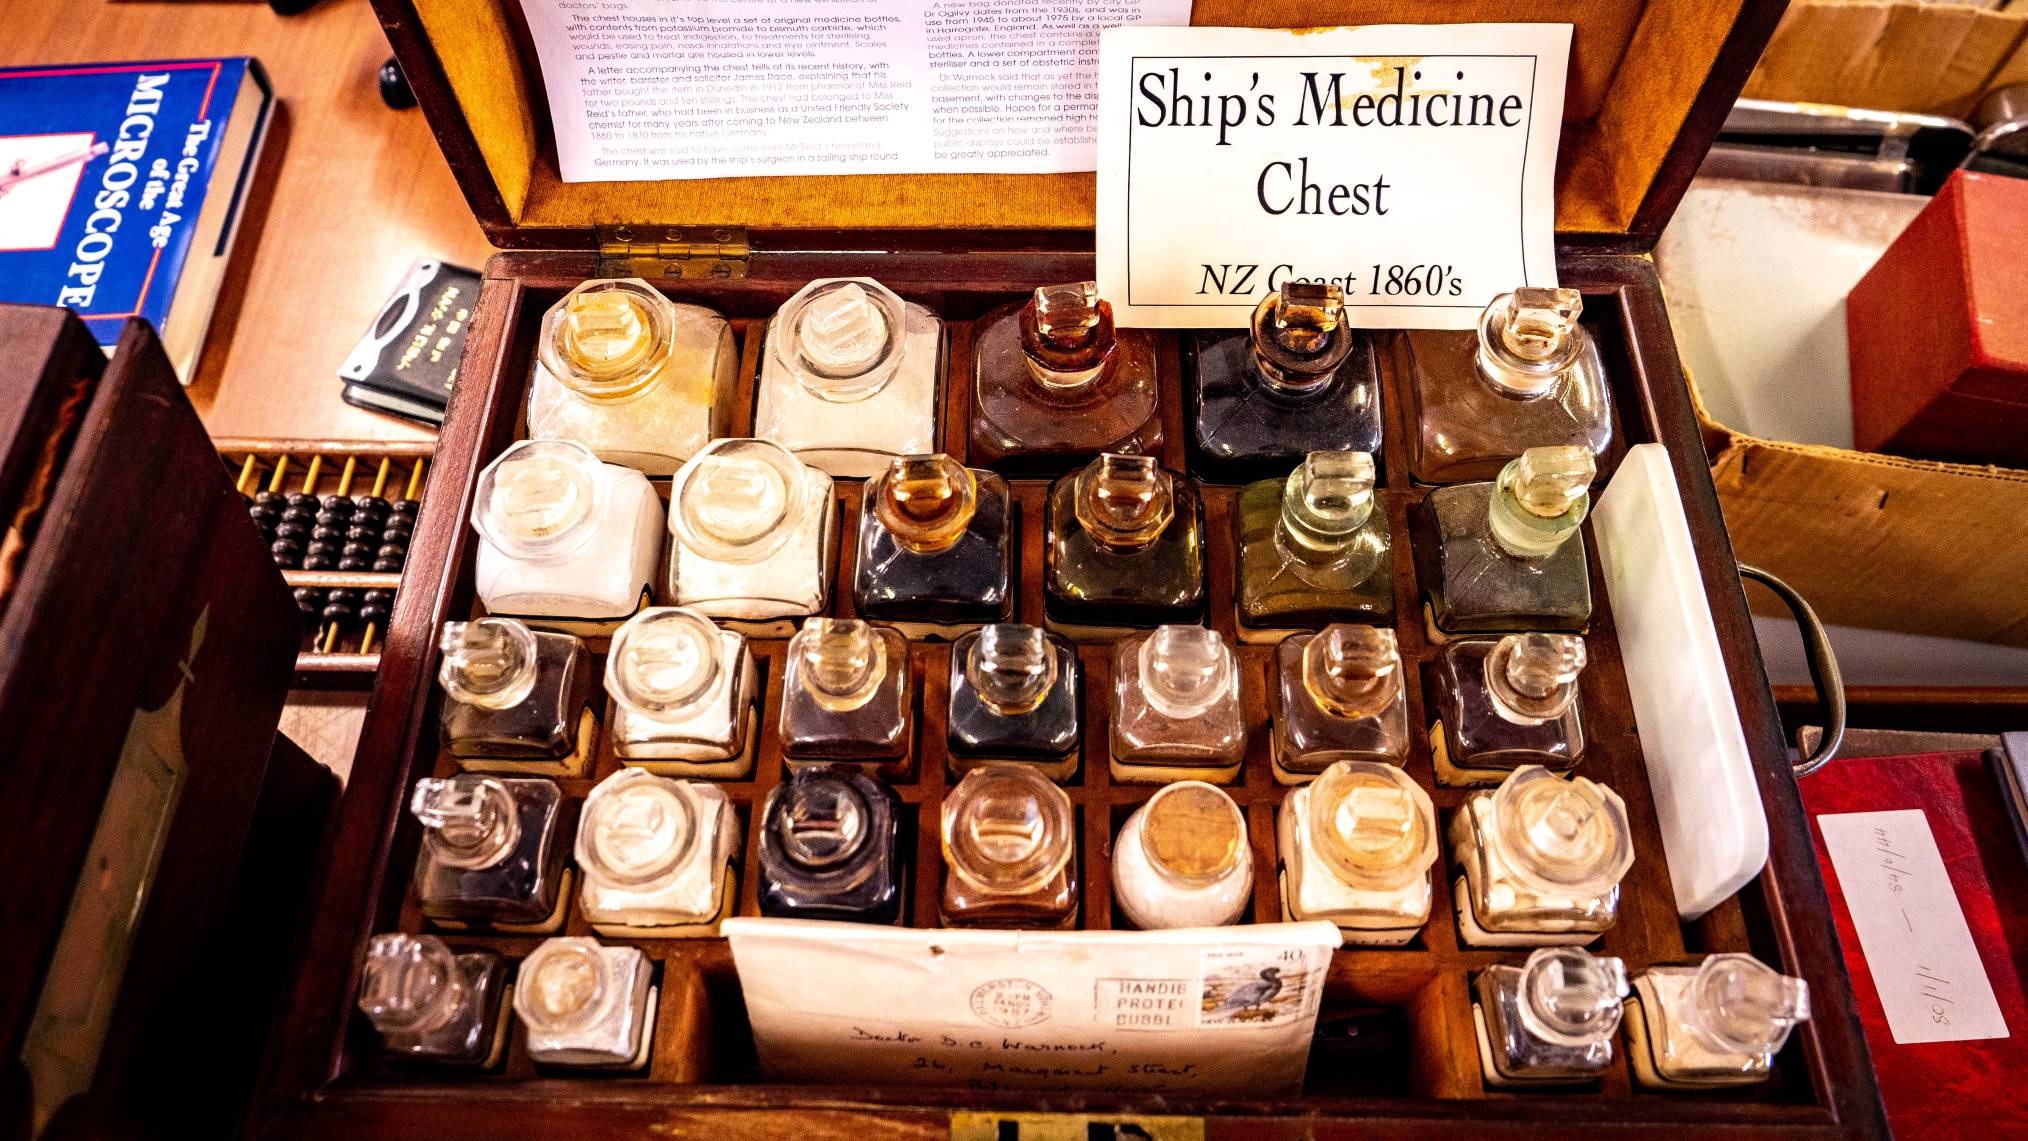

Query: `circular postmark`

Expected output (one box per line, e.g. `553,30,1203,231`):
969,978,1053,1028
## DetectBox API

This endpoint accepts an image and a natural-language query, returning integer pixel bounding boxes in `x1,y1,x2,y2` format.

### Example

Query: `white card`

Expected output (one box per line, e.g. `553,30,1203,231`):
1096,23,1568,329
1819,809,2009,1045
725,918,1340,1095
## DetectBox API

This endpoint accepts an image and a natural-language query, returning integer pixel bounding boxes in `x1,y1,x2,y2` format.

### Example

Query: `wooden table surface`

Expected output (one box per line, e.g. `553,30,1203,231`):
4,0,494,444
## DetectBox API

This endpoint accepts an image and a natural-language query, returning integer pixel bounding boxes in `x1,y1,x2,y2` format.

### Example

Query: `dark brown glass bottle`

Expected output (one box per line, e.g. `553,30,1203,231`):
971,281,1162,474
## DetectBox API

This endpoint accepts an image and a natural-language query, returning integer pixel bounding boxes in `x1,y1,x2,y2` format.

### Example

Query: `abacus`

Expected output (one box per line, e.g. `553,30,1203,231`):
219,439,433,680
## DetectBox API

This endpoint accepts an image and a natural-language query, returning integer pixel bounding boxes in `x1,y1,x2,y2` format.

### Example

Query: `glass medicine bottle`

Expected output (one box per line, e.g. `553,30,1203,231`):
946,623,1081,781
853,453,1013,634
1270,624,1410,783
1474,947,1630,1087
1412,445,1595,636
409,773,571,931
1114,781,1254,930
437,617,595,776
778,618,914,780
1235,451,1393,641
970,280,1162,472
526,277,735,475
605,607,758,778
575,768,740,937
1044,452,1205,636
1449,765,1633,947
1626,954,1811,1089
1109,625,1247,785
1276,761,1436,944
513,937,656,1069
471,439,661,628
1429,633,1588,786
940,762,1078,928
758,765,904,924
355,932,510,1067
666,437,837,632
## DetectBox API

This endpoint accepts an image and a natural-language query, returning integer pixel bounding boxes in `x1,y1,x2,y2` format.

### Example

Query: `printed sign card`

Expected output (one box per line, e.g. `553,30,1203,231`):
725,918,1341,1095
1096,23,1571,329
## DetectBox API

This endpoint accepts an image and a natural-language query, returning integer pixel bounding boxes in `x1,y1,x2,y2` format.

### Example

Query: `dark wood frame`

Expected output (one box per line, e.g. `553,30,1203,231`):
253,252,1887,1138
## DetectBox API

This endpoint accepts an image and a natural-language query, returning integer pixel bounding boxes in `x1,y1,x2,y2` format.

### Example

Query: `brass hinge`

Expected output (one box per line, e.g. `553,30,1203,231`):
596,225,750,280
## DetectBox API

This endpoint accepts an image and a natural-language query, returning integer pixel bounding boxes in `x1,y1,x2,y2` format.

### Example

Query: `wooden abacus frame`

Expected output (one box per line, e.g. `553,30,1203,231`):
255,251,1886,1138
218,439,435,684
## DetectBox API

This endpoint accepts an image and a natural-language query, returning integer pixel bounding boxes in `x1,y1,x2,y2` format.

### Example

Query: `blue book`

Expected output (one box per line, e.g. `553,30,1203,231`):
0,58,272,381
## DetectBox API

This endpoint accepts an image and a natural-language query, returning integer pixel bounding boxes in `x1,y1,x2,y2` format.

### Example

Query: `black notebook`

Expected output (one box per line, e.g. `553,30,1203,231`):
338,258,480,427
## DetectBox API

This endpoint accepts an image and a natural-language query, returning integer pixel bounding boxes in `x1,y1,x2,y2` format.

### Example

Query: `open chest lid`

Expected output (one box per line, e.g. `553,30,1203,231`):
377,0,1785,258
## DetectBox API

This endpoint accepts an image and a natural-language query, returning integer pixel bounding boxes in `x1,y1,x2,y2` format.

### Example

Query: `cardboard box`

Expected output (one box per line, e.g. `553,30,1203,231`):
1745,0,2028,119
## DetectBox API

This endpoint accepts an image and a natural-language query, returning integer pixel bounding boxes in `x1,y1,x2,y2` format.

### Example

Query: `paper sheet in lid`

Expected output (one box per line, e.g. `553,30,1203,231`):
724,918,1340,1096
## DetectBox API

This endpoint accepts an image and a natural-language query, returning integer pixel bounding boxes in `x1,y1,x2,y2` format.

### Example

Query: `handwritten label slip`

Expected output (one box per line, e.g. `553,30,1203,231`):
724,918,1340,1095
1819,809,2008,1045
1096,23,1570,329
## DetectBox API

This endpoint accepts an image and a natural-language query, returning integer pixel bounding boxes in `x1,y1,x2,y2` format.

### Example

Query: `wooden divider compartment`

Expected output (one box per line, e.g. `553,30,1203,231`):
258,251,1886,1138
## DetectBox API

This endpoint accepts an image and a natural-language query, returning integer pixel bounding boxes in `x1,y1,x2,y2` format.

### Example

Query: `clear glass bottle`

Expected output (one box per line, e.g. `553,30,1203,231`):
1276,761,1436,944
1449,765,1633,947
1626,954,1812,1089
525,277,735,475
1412,445,1595,637
946,624,1081,781
1271,625,1410,782
1186,282,1383,483
1430,633,1588,786
1044,452,1206,636
754,277,943,479
1474,947,1630,1087
605,607,758,778
471,439,661,626
438,617,595,775
940,762,1079,928
970,280,1163,473
513,937,655,1069
779,618,913,779
1235,451,1394,641
1401,286,1615,485
667,437,837,630
853,453,1013,634
758,765,904,924
1114,781,1253,929
409,774,570,931
575,768,740,937
1109,625,1247,784
356,932,510,1067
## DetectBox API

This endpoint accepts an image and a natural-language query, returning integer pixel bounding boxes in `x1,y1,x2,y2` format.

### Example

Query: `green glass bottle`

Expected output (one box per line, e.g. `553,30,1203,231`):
1234,451,1393,641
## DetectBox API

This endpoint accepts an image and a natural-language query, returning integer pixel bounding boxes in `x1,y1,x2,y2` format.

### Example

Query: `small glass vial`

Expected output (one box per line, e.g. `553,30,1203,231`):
754,277,943,479
1276,761,1436,945
970,280,1163,472
605,607,758,778
1626,955,1812,1090
410,774,571,931
1044,452,1206,637
667,437,838,633
1186,282,1382,483
1110,625,1247,785
1235,451,1393,642
1114,781,1254,930
525,277,735,475
779,618,913,779
1450,766,1633,947
946,624,1081,781
1402,286,1615,484
1271,625,1410,783
471,439,661,628
758,766,904,924
1474,947,1630,1087
940,762,1078,928
513,937,656,1070
1430,633,1588,786
1412,445,1595,637
575,768,739,937
853,453,1013,635
438,617,595,776
356,932,510,1068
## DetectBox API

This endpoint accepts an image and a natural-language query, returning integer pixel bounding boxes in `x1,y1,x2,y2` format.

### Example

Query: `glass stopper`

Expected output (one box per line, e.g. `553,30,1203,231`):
410,775,520,870
1034,282,1101,345
1280,450,1376,552
607,607,722,717
472,439,605,562
774,277,908,400
1488,446,1594,557
1491,766,1634,897
439,617,539,711
777,769,871,871
941,762,1075,894
1301,624,1402,719
358,932,463,1035
539,278,674,399
1250,282,1353,390
1141,781,1246,885
966,624,1058,716
1517,947,1628,1047
670,438,806,564
873,454,977,554
791,618,887,713
1073,452,1174,551
1139,625,1235,720
1686,954,1812,1057
514,938,610,1033
1308,761,1436,890
578,769,695,886
1023,280,1117,387
1486,633,1587,725
1477,286,1587,395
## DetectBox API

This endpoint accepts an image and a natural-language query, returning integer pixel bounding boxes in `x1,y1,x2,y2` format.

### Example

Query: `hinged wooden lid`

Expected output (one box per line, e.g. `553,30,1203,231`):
376,0,1787,254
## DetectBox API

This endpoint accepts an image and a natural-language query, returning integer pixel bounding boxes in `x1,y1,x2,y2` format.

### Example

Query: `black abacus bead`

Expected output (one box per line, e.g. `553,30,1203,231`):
292,587,325,623
346,524,380,544
275,519,313,543
315,509,350,528
391,499,420,519
322,588,361,624
372,557,404,573
342,541,375,562
305,539,341,561
304,554,338,571
254,490,285,510
269,542,303,569
338,557,372,572
312,525,347,545
319,494,356,515
284,492,318,513
376,542,407,564
360,589,395,627
352,495,392,519
249,501,280,525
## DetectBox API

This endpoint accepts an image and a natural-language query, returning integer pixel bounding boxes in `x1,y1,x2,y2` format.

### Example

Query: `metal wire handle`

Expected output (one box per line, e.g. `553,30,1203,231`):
1739,564,1846,777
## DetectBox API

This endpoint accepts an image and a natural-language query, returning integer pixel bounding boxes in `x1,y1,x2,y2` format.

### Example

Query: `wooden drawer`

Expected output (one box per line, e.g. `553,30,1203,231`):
253,250,1885,1137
